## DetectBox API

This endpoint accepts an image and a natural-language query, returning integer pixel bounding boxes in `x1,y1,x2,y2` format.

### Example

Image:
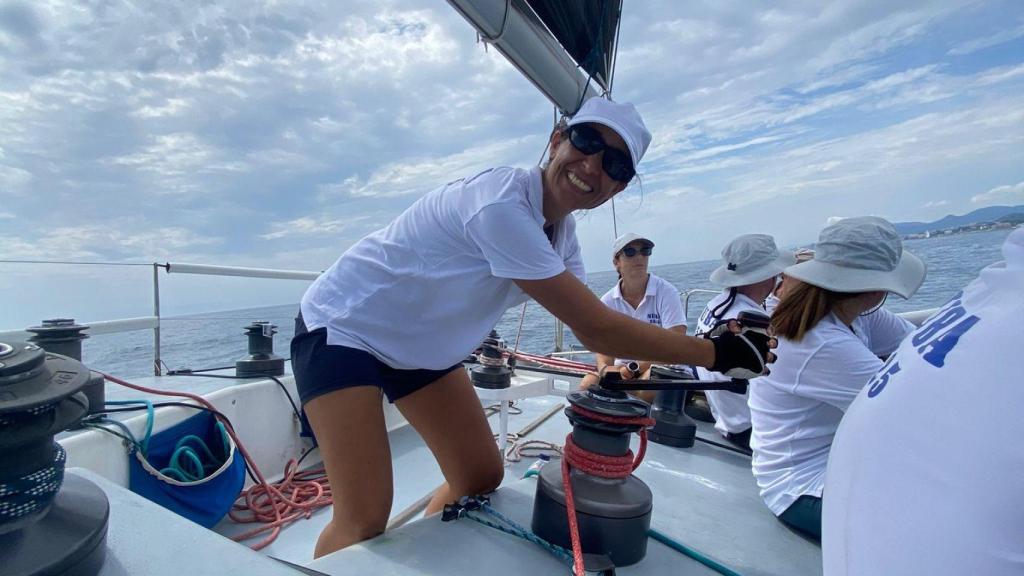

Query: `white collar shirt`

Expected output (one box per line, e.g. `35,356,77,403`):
599,273,686,365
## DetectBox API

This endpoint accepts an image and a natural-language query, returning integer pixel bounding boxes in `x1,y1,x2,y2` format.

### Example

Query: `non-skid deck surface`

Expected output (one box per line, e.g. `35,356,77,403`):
308,398,822,576
67,469,301,576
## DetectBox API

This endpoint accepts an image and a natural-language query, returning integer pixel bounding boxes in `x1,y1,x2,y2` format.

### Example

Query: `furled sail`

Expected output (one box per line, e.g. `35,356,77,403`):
524,0,620,94
446,0,622,115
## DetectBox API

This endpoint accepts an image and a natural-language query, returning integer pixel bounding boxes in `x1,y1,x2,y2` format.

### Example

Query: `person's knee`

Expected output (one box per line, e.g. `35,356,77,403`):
335,509,389,540
461,452,504,495
315,514,388,558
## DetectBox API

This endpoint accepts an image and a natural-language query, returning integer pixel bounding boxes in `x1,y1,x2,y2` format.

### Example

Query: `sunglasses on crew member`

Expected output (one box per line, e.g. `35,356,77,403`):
565,124,637,183
620,245,653,258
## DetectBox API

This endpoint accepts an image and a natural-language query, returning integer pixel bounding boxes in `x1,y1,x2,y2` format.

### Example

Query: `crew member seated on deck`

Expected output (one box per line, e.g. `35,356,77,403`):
291,96,776,558
750,216,925,541
695,234,795,450
823,227,1024,576
579,233,688,403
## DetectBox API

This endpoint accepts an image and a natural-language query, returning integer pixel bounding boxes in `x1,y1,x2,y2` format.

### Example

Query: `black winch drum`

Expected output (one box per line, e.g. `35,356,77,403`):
531,389,654,567
531,463,652,566
0,341,110,576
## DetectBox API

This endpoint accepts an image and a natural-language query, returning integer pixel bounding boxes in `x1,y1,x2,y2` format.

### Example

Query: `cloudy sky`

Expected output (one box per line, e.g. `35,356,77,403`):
1,0,1023,327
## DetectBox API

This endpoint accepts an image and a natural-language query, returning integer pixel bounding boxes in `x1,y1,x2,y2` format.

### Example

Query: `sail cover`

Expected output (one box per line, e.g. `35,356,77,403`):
446,0,621,114
524,0,621,93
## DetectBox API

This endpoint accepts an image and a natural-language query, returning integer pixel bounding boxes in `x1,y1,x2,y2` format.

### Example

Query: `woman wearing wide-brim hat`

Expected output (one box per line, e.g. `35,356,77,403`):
749,216,926,540
695,234,796,449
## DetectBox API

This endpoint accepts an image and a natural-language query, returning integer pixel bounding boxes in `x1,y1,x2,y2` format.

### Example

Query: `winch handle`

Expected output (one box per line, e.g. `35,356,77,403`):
736,310,770,334
597,371,748,394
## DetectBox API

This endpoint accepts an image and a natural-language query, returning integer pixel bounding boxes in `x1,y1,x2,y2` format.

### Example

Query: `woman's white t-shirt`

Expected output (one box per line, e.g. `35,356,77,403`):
749,306,913,515
694,290,765,436
300,166,585,370
823,228,1024,576
598,273,687,366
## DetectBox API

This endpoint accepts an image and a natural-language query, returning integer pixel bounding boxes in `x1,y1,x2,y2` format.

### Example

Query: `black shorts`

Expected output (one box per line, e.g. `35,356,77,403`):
290,314,463,406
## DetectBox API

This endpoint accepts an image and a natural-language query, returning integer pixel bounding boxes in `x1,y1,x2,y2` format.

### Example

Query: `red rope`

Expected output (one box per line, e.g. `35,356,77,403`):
507,351,595,373
100,373,330,550
560,405,655,575
228,459,333,544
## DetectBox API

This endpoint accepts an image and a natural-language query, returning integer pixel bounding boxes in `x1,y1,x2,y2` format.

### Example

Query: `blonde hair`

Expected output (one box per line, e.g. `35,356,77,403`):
771,280,859,341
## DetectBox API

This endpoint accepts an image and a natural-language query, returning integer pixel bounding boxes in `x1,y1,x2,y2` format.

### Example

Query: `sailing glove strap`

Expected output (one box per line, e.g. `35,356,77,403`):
709,330,771,379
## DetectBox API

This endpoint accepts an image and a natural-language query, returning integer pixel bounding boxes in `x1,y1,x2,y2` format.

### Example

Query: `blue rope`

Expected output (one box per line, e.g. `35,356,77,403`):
443,497,573,567
104,400,154,454
159,423,229,481
0,443,66,527
480,503,574,562
648,528,743,576
89,401,229,483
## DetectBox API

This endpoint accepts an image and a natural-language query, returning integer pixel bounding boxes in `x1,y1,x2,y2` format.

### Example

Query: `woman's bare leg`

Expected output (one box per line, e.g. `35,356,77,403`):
303,386,392,558
395,368,504,515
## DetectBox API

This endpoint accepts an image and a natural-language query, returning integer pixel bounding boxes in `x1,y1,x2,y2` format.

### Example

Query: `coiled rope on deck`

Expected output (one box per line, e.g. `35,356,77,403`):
100,372,330,550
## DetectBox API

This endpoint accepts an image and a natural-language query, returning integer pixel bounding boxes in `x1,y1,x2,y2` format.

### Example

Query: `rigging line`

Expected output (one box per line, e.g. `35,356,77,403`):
477,0,511,43
512,302,528,355
0,259,155,267
608,0,624,95
611,197,619,238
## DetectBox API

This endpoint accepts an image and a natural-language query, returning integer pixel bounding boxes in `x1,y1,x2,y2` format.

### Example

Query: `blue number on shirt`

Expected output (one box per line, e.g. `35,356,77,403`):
867,355,901,398
916,315,980,368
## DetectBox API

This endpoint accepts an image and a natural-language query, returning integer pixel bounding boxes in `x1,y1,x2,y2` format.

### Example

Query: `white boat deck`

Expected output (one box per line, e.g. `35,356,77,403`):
58,369,822,575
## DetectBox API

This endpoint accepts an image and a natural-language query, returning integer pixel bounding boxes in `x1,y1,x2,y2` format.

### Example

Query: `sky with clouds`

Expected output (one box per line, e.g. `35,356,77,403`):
1,0,1023,327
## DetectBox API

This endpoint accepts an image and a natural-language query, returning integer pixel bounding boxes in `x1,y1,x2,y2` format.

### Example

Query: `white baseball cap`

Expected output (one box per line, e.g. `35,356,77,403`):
785,216,926,298
710,234,796,287
567,97,652,170
612,233,654,256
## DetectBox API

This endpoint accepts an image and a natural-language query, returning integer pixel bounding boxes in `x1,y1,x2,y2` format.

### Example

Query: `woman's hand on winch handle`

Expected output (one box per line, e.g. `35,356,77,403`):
707,318,777,380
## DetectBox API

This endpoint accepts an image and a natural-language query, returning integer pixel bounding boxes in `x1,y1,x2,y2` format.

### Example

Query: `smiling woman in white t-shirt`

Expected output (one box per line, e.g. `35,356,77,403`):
749,216,926,540
292,97,776,558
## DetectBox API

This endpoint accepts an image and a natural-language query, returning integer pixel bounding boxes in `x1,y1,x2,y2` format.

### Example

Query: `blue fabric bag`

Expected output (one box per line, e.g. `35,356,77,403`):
128,410,246,528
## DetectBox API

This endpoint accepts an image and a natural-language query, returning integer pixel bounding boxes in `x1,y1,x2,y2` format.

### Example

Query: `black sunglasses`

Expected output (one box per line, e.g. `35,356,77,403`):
565,124,636,183
620,245,653,258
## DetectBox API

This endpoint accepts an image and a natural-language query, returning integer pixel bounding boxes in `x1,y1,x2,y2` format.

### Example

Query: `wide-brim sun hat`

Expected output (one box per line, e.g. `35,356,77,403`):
784,216,926,299
567,97,652,170
710,234,796,288
612,232,654,256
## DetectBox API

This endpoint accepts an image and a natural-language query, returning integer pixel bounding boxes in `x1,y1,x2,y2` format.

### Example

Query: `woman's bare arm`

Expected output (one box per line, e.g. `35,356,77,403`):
515,271,716,367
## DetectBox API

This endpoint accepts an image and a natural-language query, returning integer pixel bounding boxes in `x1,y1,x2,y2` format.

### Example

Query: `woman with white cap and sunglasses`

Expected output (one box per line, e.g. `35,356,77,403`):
749,216,926,540
292,96,776,557
695,234,796,449
579,232,688,402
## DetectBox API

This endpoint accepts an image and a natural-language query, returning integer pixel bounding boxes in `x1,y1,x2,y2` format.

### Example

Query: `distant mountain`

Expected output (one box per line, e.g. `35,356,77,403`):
895,205,1024,235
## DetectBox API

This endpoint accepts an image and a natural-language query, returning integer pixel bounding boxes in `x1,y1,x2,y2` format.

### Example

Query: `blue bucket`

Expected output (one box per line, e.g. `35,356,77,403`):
128,410,246,528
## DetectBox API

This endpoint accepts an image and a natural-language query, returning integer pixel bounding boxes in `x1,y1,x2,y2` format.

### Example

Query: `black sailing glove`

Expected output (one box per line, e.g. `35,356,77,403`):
709,329,772,379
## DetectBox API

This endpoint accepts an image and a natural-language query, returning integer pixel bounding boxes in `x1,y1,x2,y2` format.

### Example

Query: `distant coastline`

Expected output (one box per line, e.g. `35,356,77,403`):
903,217,1022,240
895,204,1024,239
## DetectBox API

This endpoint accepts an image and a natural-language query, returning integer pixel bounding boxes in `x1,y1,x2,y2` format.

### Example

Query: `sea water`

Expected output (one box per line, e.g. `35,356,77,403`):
77,228,1015,381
